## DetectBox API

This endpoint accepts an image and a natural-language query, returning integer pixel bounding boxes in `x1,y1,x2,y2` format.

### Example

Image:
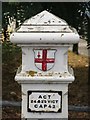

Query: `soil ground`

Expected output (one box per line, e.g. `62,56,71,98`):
2,42,90,119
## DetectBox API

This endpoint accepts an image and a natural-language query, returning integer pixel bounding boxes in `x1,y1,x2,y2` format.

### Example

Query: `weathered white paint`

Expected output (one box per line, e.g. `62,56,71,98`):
10,10,79,44
19,46,69,73
10,32,79,44
23,10,67,25
17,25,73,32
21,83,68,118
10,10,79,119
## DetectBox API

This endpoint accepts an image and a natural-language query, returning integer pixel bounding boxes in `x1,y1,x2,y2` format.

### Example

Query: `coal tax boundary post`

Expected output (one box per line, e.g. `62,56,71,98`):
10,10,79,120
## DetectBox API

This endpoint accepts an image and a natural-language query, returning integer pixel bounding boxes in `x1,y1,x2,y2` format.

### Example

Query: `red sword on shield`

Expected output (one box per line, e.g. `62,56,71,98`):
35,49,55,71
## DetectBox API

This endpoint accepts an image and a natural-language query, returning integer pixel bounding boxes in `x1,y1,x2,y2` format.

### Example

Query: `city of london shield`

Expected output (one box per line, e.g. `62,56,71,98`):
33,49,57,71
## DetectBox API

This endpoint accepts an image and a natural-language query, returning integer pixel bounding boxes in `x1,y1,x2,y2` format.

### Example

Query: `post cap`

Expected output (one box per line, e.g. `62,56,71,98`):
10,10,79,44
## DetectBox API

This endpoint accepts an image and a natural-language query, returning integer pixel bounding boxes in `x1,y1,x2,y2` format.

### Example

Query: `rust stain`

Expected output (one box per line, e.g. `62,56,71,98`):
22,71,70,78
26,70,37,77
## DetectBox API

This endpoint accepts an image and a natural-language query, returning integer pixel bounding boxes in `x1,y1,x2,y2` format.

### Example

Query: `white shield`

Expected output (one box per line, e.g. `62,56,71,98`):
34,49,56,71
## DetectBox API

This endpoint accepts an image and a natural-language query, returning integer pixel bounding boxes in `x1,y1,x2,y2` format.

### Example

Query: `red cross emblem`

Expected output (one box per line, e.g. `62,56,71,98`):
34,49,56,71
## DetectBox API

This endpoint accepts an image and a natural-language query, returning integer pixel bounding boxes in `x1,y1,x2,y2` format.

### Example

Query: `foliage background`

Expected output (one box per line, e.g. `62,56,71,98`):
2,2,90,39
2,2,90,119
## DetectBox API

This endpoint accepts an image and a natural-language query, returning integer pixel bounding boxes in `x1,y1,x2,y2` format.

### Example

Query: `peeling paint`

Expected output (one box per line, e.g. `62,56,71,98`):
28,27,34,30
26,70,37,77
61,34,64,37
63,27,67,30
19,71,71,78
40,14,45,18
44,22,47,24
11,10,79,119
59,21,61,23
32,17,35,19
48,20,51,23
17,25,73,33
